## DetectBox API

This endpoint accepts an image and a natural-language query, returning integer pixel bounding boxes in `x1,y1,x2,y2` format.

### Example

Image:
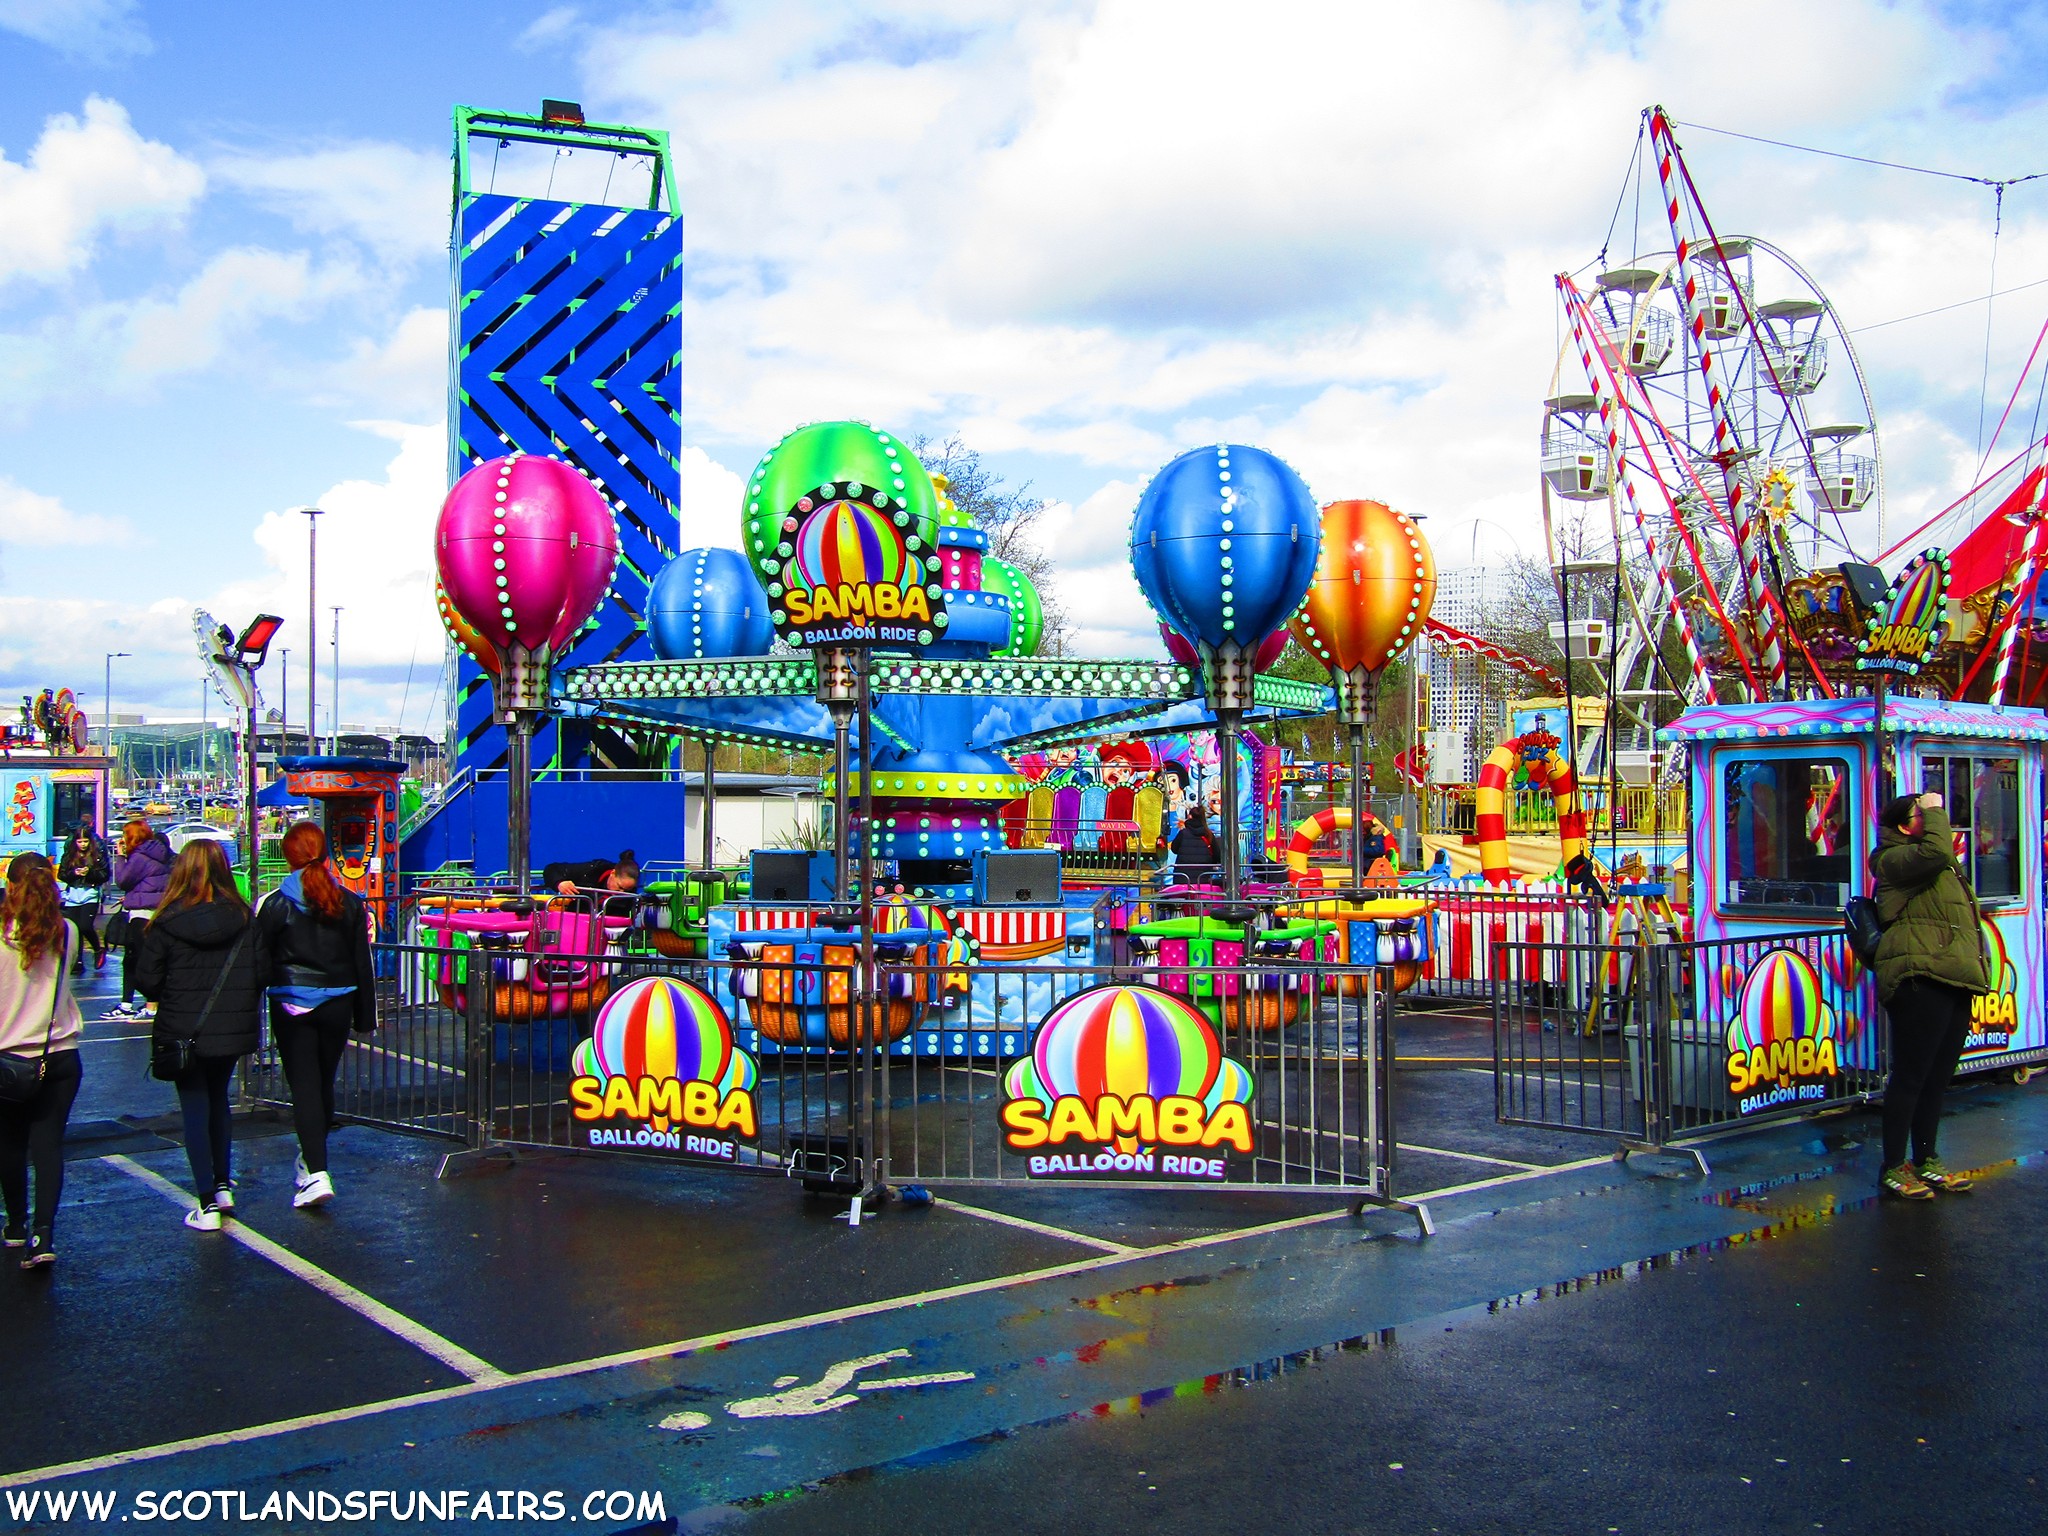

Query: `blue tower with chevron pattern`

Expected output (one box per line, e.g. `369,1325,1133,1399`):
448,103,683,776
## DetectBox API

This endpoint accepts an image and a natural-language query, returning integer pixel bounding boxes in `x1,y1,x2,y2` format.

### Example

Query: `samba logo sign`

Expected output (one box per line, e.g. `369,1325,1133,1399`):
1856,549,1949,678
569,977,758,1161
1001,984,1256,1181
1724,948,1841,1115
770,489,947,650
1968,916,2018,1051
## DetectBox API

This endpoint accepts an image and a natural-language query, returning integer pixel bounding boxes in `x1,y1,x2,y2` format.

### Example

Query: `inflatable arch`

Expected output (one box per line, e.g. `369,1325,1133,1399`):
1474,734,1586,886
1285,806,1397,889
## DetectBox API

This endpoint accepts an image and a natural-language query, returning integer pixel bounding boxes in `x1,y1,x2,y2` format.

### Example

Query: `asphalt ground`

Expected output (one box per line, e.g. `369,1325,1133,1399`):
2,976,2040,1533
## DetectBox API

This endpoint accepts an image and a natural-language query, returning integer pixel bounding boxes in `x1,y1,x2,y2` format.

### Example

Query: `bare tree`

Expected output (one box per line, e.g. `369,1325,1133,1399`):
911,435,1073,654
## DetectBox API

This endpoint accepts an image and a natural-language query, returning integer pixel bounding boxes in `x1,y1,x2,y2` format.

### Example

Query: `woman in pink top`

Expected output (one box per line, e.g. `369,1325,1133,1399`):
0,852,83,1270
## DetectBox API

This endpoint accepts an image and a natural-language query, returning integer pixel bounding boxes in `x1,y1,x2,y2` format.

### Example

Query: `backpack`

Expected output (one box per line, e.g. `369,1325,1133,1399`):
1843,895,1885,966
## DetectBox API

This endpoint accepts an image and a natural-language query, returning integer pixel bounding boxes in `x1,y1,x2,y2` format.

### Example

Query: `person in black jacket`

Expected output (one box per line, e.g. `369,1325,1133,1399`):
254,822,375,1210
538,848,640,897
136,841,260,1231
1169,807,1221,883
55,826,110,974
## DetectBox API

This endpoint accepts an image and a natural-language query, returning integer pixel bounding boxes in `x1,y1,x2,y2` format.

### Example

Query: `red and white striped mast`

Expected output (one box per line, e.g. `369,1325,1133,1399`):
1647,105,1790,695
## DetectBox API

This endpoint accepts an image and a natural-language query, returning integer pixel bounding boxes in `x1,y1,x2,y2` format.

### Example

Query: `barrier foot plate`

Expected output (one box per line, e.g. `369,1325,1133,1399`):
1350,1196,1435,1238
437,1147,516,1181
1614,1140,1709,1177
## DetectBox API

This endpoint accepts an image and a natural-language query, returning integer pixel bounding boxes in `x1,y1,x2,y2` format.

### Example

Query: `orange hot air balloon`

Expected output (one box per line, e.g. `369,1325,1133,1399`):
1290,499,1437,676
437,581,499,675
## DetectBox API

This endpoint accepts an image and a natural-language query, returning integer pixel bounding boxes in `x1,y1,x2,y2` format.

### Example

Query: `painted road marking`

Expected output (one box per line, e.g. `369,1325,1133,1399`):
658,1412,713,1431
1396,1141,1544,1170
7,1152,1622,1489
935,1196,1139,1254
348,1039,461,1076
108,1156,508,1386
727,1352,978,1417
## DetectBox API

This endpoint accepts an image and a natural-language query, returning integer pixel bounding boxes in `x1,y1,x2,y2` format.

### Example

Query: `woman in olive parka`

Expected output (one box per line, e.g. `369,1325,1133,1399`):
1869,791,1990,1200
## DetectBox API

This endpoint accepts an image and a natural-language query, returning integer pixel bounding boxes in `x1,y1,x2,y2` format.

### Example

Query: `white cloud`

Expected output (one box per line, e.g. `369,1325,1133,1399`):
675,447,746,551
0,475,128,546
123,247,362,379
0,97,203,287
213,143,447,264
333,305,447,417
0,426,448,727
0,0,147,61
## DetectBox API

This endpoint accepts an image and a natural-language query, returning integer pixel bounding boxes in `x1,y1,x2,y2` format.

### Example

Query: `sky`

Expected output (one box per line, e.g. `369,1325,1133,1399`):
2,0,2048,732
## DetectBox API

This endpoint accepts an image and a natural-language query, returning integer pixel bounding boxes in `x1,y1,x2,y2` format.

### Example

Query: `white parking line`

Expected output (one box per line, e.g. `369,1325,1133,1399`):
108,1156,507,1386
934,1197,1138,1254
1395,1141,1543,1170
348,1039,462,1076
9,1151,1621,1489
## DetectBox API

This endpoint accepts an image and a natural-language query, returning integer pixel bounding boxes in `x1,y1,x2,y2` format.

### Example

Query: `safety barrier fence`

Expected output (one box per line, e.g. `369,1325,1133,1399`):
248,934,1409,1213
1493,926,1886,1151
1424,781,1687,838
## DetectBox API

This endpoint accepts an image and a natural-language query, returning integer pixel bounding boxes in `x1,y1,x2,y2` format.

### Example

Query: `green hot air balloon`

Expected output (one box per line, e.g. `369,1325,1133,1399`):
984,555,1044,658
741,422,946,649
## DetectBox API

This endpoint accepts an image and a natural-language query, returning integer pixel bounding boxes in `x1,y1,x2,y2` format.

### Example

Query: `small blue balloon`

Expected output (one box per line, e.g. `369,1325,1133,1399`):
648,548,774,660
1129,444,1320,651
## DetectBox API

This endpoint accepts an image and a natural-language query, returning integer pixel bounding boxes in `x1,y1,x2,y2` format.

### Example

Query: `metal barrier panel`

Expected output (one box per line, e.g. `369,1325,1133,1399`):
240,942,470,1141
1412,887,1599,1004
1648,928,1886,1141
1492,926,1888,1148
1492,938,1651,1141
875,959,1392,1195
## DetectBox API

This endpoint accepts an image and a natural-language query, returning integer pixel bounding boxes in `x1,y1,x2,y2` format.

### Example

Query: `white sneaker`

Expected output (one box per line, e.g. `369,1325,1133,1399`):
294,1153,312,1189
213,1185,234,1212
292,1171,333,1209
184,1205,222,1232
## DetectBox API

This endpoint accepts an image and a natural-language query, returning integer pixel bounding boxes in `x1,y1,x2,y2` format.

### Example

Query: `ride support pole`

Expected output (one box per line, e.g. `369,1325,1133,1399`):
1219,715,1242,902
1349,723,1366,889
506,715,531,897
855,649,887,1195
702,740,717,870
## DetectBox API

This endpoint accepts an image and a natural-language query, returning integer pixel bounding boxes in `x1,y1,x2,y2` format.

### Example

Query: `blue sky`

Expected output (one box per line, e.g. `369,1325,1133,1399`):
3,0,2048,732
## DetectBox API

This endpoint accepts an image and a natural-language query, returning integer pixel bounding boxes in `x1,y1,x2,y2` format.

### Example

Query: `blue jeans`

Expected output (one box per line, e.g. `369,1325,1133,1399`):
176,1056,238,1199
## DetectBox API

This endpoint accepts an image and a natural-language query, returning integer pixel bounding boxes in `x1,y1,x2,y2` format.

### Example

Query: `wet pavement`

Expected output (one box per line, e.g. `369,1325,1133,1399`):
2,979,2042,1532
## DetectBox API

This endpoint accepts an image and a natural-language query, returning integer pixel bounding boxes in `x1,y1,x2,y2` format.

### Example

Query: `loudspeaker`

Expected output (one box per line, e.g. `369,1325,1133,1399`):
974,849,1061,906
750,851,833,902
1839,562,1890,615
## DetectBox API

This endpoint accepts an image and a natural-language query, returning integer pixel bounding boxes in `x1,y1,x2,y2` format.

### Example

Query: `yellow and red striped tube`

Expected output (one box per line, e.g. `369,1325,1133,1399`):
1474,734,1587,886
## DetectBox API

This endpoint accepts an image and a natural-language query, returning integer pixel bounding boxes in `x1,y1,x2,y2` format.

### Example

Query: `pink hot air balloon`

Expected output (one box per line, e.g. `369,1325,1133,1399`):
1159,622,1287,672
435,453,620,656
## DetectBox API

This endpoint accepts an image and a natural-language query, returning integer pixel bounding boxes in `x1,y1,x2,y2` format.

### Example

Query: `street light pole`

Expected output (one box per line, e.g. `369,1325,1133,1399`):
279,648,289,757
103,650,129,778
330,606,342,753
294,506,323,757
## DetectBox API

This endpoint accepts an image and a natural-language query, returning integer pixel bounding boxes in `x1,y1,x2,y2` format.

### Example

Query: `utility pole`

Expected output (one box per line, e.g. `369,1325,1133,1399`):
295,506,323,757
103,650,129,780
331,606,343,753
279,648,289,758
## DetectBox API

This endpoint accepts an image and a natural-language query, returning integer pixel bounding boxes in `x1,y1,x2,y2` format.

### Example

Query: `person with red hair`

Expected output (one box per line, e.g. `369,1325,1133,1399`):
253,822,376,1209
0,852,83,1268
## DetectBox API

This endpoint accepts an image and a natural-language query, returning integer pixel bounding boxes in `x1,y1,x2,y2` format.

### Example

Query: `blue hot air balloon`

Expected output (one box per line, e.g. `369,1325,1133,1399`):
1129,444,1320,651
648,548,775,660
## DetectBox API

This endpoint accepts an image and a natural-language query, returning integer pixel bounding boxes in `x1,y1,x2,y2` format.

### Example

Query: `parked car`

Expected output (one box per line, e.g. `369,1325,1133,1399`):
162,820,241,862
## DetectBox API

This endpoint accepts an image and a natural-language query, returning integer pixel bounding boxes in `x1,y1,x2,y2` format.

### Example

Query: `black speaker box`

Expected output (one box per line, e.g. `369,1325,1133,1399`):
974,849,1062,905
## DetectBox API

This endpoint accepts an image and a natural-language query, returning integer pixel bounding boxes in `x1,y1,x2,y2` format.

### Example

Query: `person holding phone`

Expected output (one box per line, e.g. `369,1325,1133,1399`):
1870,790,1990,1200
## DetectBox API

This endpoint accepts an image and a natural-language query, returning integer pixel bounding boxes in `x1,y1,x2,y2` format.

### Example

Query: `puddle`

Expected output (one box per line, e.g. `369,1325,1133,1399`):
713,1144,2042,1514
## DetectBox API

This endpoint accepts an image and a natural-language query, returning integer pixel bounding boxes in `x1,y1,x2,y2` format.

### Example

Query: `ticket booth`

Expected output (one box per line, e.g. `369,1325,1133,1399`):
278,755,406,937
2,754,109,861
1663,698,2047,1079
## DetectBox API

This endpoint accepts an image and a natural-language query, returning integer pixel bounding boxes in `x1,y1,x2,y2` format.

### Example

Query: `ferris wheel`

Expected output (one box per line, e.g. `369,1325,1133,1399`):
1538,109,1886,726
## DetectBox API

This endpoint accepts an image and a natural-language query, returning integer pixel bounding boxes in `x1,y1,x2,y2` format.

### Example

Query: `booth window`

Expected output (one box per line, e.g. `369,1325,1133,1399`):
50,781,97,838
1920,754,2022,902
1721,756,1854,911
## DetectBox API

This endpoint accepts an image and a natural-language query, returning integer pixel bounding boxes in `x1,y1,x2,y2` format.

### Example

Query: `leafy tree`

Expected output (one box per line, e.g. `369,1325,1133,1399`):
911,435,1072,654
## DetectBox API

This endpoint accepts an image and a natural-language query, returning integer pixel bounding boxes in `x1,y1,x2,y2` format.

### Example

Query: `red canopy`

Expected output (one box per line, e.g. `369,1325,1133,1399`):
1947,465,2045,599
